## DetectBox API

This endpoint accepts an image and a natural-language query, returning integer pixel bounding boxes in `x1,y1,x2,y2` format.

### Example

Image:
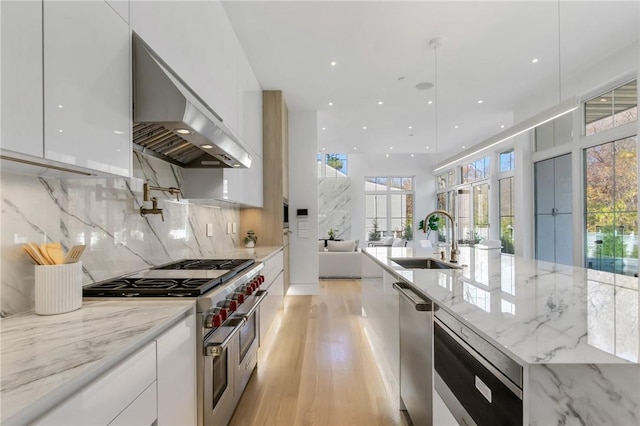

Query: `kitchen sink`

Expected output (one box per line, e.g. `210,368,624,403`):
389,257,462,270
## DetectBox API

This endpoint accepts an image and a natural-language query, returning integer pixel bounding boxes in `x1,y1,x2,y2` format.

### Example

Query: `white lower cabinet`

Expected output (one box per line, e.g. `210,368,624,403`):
34,311,196,426
259,251,284,343
35,342,158,425
156,313,197,426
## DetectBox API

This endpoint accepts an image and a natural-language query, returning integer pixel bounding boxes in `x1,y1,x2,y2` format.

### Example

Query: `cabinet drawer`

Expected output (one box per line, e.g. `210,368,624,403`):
262,251,284,287
35,342,157,425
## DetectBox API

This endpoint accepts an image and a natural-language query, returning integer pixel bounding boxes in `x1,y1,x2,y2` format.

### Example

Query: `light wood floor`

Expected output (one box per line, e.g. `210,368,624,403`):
229,280,409,426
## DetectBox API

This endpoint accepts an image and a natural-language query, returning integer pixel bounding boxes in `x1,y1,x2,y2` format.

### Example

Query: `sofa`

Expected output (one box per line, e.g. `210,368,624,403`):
318,239,362,279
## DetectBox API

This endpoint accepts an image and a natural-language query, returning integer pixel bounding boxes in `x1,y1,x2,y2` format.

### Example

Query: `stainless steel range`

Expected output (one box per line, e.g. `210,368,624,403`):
83,258,267,426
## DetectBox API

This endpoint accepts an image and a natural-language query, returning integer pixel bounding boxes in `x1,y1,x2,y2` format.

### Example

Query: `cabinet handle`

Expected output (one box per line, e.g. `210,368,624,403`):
393,282,432,311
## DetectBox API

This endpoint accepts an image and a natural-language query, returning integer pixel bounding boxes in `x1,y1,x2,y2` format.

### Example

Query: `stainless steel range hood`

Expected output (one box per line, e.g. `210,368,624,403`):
132,33,251,169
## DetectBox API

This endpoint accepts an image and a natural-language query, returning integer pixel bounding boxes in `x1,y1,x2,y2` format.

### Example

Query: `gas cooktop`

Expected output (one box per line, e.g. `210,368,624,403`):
83,258,256,298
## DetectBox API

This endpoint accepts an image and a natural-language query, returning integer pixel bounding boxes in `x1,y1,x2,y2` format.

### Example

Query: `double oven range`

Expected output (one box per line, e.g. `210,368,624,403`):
83,258,267,425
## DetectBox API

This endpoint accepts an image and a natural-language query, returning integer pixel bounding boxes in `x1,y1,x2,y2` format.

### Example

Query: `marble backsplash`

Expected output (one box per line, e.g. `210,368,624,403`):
318,177,351,240
1,152,239,317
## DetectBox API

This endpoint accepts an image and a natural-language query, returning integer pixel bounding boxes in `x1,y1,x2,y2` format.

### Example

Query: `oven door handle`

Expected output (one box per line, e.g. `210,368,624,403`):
242,290,268,320
203,318,246,357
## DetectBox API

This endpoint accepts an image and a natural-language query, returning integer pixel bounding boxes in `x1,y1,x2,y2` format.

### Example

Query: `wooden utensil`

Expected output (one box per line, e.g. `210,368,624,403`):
63,245,86,264
24,243,49,265
22,244,42,265
46,242,64,265
40,243,55,265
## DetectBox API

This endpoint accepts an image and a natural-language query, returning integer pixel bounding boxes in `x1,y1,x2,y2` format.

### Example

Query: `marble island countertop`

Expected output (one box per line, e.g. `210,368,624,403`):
0,300,194,424
364,246,639,366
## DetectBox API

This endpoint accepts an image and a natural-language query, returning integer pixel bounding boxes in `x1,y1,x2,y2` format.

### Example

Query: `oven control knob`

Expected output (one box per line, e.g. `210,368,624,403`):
253,279,260,290
258,275,265,284
218,299,237,312
231,292,245,303
204,312,223,328
217,308,229,321
243,285,253,296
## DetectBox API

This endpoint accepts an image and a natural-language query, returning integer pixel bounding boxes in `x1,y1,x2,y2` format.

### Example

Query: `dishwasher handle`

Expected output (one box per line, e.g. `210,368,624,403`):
393,282,433,311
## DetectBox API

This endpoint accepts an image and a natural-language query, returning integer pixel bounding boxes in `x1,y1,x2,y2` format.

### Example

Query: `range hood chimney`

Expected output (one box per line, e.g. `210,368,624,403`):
132,32,251,169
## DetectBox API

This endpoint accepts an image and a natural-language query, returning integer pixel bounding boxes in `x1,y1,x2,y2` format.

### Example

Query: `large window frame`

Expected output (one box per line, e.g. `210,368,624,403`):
365,176,415,241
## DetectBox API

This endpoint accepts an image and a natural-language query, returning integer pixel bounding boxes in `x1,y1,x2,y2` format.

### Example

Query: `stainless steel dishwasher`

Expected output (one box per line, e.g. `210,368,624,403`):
434,308,523,426
393,281,433,426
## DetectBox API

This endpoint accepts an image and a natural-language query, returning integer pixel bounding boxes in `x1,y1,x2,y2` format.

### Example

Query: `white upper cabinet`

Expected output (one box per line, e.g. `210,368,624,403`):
1,0,43,158
237,46,263,157
43,0,131,177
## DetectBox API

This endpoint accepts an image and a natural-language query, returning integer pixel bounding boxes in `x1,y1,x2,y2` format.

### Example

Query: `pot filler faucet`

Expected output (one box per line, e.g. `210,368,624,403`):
424,210,459,263
139,182,181,221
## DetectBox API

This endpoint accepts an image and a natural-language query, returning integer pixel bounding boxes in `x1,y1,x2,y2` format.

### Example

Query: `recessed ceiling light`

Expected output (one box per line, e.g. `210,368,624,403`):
330,61,337,66
462,145,466,149
322,147,326,151
353,147,358,150
427,100,433,105
200,144,213,149
454,125,459,129
385,154,390,158
501,125,505,128
57,104,63,109
377,101,384,105
328,102,333,106
411,154,415,157
426,146,430,150
389,147,394,150
322,127,326,130
408,126,413,129
416,82,434,91
113,130,125,135
532,58,539,63
176,128,191,135
477,100,484,104
58,129,63,133
232,164,241,167
600,98,608,102
362,126,367,130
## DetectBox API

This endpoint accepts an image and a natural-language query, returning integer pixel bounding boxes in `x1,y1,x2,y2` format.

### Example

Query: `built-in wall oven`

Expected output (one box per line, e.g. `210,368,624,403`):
434,308,523,426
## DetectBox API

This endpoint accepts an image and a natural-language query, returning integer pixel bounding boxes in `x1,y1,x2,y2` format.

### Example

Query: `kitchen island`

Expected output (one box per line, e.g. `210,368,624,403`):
363,246,639,425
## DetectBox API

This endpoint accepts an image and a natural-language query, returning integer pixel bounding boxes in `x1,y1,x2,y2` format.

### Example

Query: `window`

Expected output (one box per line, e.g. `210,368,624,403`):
461,156,490,184
499,177,515,254
500,150,515,172
365,176,414,241
318,153,348,177
585,79,637,136
584,136,638,276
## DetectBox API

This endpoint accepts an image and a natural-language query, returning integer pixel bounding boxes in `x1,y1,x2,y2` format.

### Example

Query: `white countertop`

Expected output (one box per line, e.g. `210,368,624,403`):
364,246,639,366
0,300,194,424
213,246,283,263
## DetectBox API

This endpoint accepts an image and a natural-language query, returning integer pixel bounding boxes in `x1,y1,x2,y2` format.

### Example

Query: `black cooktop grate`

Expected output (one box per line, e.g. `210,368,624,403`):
83,258,255,297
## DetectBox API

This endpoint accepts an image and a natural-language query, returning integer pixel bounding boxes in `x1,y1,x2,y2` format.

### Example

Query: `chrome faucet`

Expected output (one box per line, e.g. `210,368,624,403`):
424,210,459,263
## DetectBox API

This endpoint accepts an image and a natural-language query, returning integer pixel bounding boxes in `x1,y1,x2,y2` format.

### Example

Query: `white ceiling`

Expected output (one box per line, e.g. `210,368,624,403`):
223,1,639,162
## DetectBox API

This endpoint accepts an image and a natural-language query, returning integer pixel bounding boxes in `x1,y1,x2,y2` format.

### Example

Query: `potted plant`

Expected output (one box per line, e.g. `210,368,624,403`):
328,228,337,240
243,230,257,248
418,215,440,239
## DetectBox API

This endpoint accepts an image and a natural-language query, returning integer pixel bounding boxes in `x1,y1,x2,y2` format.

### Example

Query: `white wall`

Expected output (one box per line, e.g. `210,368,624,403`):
349,154,436,248
288,111,319,295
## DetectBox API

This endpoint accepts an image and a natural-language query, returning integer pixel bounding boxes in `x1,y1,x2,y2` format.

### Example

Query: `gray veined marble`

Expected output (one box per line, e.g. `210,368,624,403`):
318,177,351,239
1,152,240,317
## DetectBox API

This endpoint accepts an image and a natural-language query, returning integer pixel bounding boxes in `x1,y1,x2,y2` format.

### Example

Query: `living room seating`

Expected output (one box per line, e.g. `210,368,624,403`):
319,239,361,278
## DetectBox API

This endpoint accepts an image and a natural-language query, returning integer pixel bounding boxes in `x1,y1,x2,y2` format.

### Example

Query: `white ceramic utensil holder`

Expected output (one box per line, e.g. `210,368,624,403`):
35,262,82,315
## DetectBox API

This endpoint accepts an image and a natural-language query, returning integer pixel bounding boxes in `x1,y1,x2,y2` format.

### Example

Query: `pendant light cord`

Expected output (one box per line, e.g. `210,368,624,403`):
557,0,562,102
